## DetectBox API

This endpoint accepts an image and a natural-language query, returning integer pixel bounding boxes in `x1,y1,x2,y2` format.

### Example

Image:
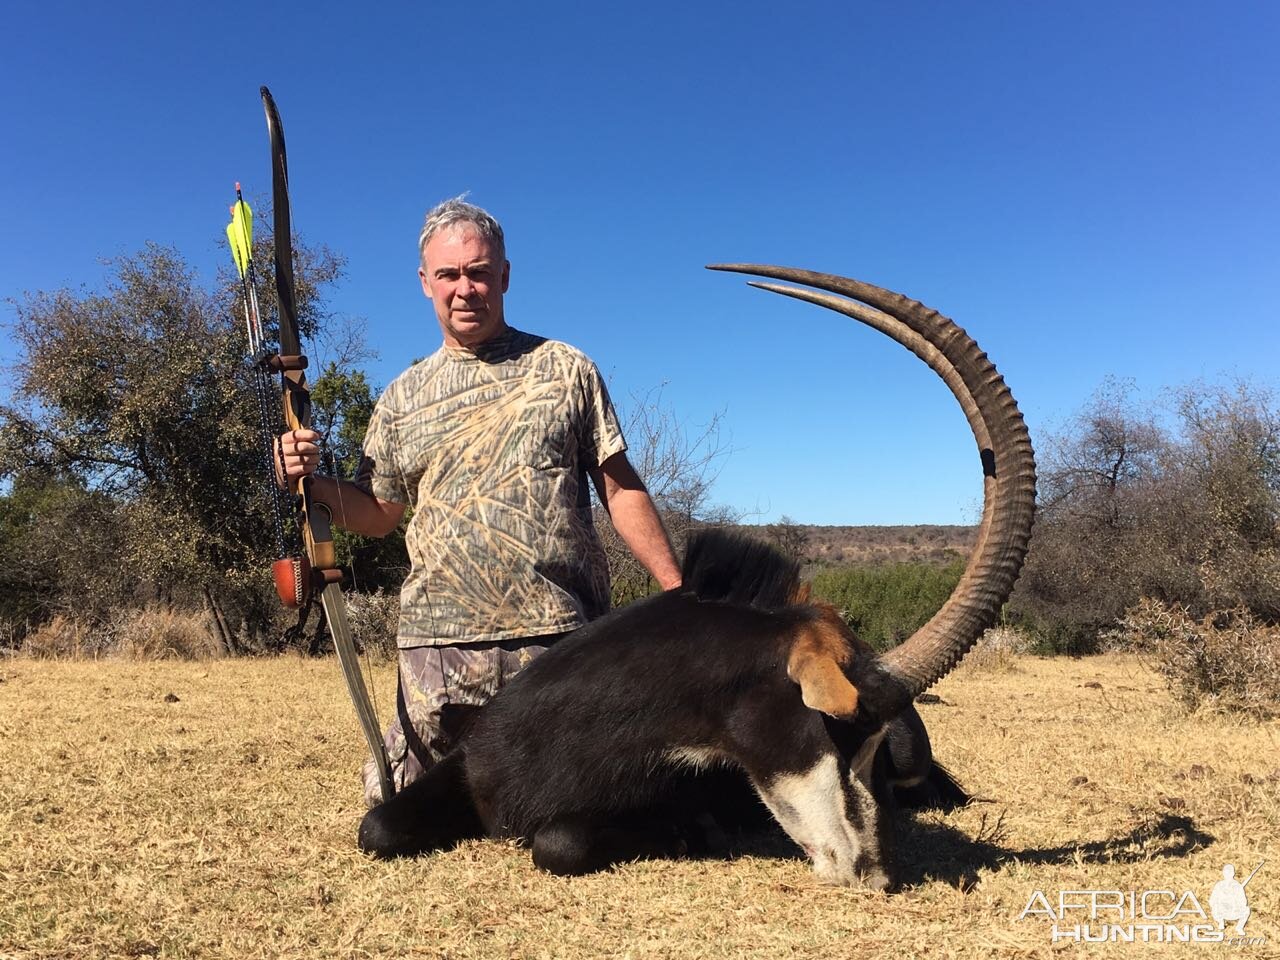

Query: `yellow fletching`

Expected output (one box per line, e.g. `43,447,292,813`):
227,199,254,277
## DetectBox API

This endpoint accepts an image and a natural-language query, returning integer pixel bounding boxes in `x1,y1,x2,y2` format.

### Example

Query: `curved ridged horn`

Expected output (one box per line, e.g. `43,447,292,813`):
707,265,1036,711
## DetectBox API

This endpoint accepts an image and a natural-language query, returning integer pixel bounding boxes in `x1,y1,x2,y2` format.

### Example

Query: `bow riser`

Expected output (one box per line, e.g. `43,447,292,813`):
275,362,338,578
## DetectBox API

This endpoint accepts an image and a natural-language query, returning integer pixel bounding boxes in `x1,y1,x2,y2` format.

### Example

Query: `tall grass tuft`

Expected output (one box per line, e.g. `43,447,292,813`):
114,606,225,660
20,615,112,659
961,625,1033,672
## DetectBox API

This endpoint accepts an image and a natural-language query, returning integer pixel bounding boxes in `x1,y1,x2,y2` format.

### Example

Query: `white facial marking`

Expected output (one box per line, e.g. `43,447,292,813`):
749,725,890,887
753,754,862,885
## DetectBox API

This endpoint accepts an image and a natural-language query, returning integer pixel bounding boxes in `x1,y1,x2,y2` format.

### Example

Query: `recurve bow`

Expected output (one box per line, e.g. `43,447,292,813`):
249,86,395,803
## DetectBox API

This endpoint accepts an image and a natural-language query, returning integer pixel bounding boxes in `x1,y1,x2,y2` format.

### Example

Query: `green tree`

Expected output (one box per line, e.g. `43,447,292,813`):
0,473,117,640
810,559,965,652
311,362,409,593
0,234,376,650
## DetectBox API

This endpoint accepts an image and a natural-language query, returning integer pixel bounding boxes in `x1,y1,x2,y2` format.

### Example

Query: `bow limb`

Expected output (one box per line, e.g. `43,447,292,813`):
322,581,395,802
261,85,395,804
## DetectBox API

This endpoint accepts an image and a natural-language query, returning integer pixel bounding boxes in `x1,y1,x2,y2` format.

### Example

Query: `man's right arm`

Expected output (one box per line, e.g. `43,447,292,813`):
278,429,406,538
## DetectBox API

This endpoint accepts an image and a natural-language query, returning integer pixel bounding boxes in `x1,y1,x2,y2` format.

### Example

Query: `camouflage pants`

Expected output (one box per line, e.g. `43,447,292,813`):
362,635,562,808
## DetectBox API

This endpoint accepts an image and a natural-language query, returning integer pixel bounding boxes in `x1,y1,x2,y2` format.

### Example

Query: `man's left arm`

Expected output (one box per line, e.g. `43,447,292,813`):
590,452,682,590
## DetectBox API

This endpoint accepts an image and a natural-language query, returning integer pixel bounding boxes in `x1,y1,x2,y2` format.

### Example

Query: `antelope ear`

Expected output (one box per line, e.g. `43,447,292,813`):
787,622,859,719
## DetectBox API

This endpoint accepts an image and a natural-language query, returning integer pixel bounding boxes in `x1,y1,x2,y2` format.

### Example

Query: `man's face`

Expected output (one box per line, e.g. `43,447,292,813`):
419,225,510,348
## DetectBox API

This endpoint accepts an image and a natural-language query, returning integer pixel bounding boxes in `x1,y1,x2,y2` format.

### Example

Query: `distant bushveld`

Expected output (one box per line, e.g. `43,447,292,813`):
751,522,976,569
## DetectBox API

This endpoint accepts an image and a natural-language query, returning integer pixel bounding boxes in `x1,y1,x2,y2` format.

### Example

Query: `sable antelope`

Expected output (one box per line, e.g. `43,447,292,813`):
358,266,1036,888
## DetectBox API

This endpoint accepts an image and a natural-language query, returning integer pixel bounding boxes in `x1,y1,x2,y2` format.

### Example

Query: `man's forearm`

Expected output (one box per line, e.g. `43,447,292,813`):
607,488,682,590
305,476,404,538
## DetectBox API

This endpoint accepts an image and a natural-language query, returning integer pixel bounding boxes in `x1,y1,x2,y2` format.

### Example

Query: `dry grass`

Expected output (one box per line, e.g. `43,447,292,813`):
18,615,113,660
19,609,224,663
1,654,1276,959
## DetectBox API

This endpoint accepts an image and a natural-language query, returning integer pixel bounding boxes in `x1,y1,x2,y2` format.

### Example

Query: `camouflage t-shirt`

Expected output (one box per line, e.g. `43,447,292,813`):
356,328,625,647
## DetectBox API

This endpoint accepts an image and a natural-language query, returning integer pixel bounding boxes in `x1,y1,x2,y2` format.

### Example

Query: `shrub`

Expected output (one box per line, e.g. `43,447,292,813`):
343,590,400,660
115,606,226,660
1009,379,1280,652
1110,597,1280,716
809,559,965,652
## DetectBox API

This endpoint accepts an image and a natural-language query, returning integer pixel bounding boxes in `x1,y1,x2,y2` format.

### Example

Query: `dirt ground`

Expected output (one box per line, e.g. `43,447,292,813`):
1,653,1275,959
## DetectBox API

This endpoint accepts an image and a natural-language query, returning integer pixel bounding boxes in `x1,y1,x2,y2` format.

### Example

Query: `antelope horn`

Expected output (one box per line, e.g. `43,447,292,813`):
707,265,1036,714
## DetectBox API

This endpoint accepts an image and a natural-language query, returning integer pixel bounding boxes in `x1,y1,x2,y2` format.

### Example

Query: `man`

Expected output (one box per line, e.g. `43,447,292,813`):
280,198,681,806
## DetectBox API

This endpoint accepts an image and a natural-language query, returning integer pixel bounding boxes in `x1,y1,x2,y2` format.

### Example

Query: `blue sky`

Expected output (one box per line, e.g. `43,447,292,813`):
4,1,1277,524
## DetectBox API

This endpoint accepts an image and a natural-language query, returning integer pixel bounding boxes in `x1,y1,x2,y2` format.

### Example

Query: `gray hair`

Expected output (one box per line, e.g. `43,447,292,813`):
418,196,506,264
